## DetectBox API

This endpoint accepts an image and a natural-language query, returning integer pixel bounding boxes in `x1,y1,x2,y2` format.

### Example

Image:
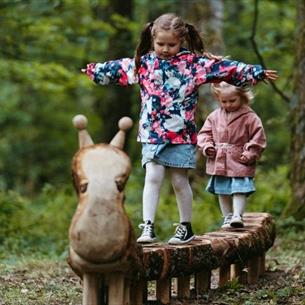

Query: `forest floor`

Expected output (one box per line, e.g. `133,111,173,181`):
0,228,304,305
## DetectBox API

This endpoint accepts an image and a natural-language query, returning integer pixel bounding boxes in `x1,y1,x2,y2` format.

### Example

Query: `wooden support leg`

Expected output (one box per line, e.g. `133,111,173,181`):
219,265,230,287
231,263,247,284
108,272,125,305
83,273,100,305
100,276,107,305
195,270,211,295
156,277,171,305
124,279,130,305
130,280,147,305
231,263,243,280
259,253,266,275
248,256,260,284
177,275,190,300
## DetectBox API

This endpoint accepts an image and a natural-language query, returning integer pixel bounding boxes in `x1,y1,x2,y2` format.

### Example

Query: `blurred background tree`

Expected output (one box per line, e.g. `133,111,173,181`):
0,0,301,253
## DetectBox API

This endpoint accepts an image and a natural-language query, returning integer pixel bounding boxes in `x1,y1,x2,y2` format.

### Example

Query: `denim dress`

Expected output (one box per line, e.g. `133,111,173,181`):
141,143,196,168
206,175,255,196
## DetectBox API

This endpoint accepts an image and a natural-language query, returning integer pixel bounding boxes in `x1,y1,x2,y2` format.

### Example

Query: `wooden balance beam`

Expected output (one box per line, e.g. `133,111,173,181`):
68,115,276,305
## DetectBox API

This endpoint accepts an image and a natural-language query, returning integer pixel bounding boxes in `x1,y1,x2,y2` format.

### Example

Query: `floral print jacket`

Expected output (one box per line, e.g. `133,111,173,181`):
86,49,266,144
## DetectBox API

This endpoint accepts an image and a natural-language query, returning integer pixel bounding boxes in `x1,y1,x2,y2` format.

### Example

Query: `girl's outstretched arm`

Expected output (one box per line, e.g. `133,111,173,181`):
195,55,278,87
81,58,137,86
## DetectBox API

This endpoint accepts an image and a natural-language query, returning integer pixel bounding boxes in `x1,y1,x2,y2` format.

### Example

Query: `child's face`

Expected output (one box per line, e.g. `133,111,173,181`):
153,30,182,59
218,88,243,112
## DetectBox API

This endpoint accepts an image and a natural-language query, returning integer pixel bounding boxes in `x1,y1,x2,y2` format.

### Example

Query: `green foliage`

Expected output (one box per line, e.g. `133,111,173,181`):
0,164,292,257
0,0,295,194
0,185,76,259
247,165,291,217
223,0,294,168
0,191,26,243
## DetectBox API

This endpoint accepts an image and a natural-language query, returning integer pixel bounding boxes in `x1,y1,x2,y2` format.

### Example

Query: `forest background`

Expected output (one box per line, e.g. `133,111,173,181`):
0,0,304,289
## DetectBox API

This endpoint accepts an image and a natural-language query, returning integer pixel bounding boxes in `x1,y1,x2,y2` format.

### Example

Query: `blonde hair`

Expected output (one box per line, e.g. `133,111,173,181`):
211,82,254,105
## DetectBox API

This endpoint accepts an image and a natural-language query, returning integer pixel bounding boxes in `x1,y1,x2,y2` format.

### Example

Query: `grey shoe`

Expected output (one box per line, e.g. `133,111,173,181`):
221,213,233,229
137,220,157,243
230,214,244,228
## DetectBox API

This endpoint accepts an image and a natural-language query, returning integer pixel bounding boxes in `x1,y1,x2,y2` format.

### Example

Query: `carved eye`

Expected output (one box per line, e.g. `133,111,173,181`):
115,177,126,192
80,182,88,193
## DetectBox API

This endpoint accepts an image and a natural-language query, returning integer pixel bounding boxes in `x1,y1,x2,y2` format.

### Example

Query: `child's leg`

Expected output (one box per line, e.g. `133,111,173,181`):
231,193,247,228
168,168,194,244
142,161,165,222
218,195,233,228
232,193,247,216
170,168,192,223
218,195,233,216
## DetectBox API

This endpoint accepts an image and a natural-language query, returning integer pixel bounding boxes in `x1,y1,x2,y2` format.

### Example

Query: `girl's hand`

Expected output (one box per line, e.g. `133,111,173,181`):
81,63,96,80
264,69,278,81
206,147,216,158
203,52,223,61
240,154,253,164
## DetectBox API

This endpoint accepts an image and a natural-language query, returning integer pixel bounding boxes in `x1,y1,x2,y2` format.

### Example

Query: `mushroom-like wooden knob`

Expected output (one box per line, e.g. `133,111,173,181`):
110,116,133,149
73,114,88,130
118,117,133,131
72,114,93,148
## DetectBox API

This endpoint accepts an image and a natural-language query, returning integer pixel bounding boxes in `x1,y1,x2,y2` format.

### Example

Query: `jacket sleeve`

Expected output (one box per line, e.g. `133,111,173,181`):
85,58,138,86
197,115,215,156
242,115,267,163
195,56,265,87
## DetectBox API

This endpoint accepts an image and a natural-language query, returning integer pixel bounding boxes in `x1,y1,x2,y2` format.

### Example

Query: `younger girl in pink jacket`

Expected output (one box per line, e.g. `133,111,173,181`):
197,82,266,228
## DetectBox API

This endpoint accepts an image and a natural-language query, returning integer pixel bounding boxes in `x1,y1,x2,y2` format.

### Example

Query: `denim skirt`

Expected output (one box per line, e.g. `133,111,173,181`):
141,143,196,168
206,175,255,196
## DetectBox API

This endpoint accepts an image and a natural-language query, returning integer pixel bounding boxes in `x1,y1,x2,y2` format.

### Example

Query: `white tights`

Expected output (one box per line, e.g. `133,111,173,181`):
218,194,247,217
142,161,193,223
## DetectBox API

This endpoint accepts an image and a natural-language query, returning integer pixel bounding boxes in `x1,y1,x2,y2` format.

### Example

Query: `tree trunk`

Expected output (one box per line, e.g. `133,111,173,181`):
285,0,305,219
94,1,135,144
179,0,224,177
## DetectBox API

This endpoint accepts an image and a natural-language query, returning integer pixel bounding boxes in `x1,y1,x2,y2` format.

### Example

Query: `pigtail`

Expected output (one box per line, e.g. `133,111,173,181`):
185,23,204,54
186,23,224,61
134,22,153,75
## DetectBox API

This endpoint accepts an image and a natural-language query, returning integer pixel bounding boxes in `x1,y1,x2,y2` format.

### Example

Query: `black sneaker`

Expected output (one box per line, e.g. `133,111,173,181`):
168,222,195,245
137,220,157,243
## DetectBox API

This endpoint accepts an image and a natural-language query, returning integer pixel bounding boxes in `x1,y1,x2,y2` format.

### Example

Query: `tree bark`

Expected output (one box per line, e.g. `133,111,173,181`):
93,0,135,144
286,0,305,219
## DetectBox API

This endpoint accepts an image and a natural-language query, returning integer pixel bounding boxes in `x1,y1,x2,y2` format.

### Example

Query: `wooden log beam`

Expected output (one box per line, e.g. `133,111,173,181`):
140,213,275,284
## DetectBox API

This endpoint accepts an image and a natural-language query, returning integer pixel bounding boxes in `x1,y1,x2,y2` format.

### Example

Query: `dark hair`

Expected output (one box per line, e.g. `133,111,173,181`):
134,13,205,74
